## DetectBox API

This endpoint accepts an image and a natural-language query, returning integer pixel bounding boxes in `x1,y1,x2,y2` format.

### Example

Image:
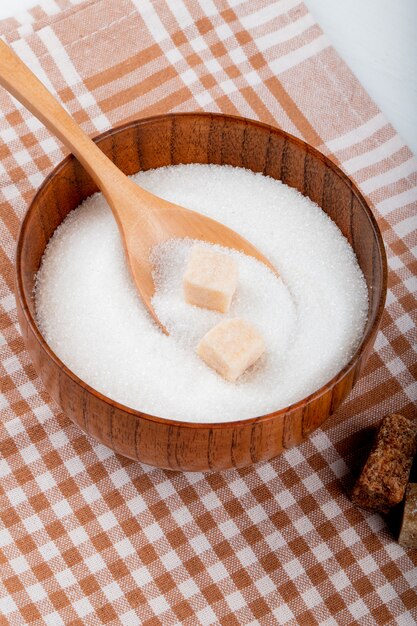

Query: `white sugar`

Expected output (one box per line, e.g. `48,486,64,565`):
35,164,368,423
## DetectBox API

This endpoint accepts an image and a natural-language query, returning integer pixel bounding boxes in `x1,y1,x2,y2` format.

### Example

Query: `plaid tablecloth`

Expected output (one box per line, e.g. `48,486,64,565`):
1,1,416,624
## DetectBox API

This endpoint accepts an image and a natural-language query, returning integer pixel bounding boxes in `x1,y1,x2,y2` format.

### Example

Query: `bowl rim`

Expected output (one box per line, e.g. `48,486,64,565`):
15,111,388,430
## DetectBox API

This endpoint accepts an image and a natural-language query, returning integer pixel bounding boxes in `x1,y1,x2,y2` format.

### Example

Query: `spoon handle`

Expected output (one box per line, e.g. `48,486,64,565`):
0,39,123,195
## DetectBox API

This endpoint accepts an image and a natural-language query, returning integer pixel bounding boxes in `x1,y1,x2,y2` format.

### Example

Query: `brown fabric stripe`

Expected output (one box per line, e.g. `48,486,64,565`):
98,66,179,113
84,44,164,92
264,75,324,148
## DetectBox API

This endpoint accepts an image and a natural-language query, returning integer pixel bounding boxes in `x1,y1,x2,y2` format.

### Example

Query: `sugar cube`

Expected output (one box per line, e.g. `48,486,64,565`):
183,244,238,313
351,414,417,513
197,318,265,381
399,483,417,549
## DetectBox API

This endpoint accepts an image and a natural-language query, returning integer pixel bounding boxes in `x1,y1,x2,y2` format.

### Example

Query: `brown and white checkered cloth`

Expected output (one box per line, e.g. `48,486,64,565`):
0,1,416,624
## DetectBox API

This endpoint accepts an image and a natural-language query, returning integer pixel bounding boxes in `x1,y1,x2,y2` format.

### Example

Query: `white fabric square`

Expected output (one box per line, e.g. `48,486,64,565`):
148,595,170,616
73,597,94,618
35,472,57,492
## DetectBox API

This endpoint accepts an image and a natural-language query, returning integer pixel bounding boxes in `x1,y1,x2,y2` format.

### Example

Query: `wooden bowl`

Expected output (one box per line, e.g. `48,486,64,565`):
15,113,387,471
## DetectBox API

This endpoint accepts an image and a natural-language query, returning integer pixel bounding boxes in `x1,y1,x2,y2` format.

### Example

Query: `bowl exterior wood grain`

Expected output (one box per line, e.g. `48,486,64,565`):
15,113,387,471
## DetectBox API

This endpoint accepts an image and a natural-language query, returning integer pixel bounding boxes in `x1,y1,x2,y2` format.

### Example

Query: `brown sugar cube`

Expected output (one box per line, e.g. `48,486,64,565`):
197,318,265,382
398,484,417,549
351,414,417,514
183,245,238,313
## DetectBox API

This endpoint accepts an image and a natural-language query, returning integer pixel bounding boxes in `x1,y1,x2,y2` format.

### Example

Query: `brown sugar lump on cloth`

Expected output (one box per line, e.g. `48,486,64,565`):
399,483,417,548
351,414,417,514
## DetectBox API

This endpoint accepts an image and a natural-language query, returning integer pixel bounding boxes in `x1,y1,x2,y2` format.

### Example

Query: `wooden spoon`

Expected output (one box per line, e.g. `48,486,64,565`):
0,40,276,332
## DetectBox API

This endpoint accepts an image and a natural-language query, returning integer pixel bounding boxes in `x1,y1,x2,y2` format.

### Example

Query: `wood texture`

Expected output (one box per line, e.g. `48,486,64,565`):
15,112,387,471
0,40,277,332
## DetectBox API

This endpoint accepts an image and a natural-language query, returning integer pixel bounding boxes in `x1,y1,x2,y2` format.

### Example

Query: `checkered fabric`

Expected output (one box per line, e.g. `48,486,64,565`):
1,1,416,624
